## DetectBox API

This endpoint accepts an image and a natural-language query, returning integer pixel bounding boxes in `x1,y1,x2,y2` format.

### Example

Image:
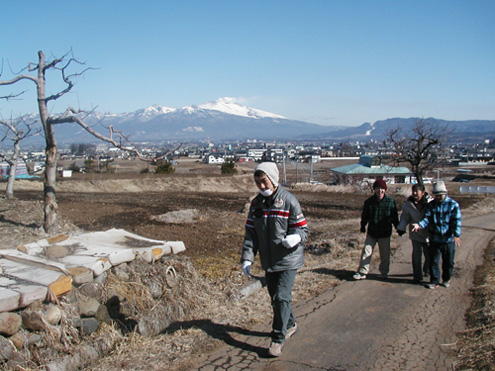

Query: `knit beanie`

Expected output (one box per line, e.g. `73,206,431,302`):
254,162,279,187
373,179,387,190
432,181,448,195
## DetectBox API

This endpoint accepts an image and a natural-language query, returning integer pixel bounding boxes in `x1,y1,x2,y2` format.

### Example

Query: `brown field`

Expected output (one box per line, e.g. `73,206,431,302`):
1,159,494,370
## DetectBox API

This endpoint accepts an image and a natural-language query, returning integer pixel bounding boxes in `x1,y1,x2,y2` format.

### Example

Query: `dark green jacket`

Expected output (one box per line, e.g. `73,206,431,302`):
361,194,399,238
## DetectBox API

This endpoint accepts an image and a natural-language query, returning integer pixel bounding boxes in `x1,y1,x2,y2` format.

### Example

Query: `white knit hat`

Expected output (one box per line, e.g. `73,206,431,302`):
432,181,448,195
254,162,279,187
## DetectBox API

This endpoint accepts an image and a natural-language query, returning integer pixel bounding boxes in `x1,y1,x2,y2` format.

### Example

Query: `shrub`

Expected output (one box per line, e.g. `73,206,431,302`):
83,159,98,173
155,160,175,174
221,160,237,174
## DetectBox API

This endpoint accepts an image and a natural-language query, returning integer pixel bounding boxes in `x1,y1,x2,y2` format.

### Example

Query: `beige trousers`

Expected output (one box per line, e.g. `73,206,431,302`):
357,234,391,276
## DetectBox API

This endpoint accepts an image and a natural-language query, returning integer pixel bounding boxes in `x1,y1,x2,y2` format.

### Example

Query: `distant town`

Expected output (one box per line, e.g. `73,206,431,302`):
3,137,493,187
19,137,495,165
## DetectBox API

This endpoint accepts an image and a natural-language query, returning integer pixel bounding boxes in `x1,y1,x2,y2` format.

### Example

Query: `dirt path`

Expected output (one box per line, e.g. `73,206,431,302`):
189,212,495,370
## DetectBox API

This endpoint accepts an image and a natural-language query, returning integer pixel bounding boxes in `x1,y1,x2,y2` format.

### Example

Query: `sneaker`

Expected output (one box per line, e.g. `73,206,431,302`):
442,280,451,288
353,272,367,280
285,322,298,340
426,283,439,290
268,341,283,357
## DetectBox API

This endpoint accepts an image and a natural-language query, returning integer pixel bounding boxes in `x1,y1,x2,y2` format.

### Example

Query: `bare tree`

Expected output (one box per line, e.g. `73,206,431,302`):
385,119,450,187
0,117,39,199
0,50,159,234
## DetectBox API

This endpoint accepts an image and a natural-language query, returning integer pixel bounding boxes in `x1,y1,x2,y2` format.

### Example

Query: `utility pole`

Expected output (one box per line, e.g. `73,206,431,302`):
310,159,314,182
282,152,287,184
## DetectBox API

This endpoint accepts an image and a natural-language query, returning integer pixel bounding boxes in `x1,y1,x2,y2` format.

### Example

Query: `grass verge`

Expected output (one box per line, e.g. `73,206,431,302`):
454,237,495,370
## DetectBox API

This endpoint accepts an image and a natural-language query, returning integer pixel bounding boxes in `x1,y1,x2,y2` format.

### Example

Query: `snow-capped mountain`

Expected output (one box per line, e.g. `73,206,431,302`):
196,97,285,119
42,97,340,143
17,98,495,145
129,105,177,121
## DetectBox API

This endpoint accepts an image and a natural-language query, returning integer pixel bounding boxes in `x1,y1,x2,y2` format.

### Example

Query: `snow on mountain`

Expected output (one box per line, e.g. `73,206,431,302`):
17,97,495,146
180,105,199,115
365,122,374,136
197,97,285,119
131,104,176,120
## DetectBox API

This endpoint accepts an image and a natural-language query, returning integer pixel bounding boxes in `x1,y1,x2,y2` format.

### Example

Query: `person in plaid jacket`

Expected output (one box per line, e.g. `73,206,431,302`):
412,181,462,289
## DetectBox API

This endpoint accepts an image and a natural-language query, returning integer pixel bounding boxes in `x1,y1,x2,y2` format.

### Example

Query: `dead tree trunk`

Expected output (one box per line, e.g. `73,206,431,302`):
1,50,162,234
36,51,60,234
0,118,36,200
5,141,20,200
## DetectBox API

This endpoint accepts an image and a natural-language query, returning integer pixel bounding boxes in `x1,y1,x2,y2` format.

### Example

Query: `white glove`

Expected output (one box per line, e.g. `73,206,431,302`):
242,260,253,277
282,234,301,249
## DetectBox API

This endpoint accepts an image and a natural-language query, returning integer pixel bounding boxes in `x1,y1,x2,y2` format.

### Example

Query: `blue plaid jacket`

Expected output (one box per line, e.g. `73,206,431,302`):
418,196,462,243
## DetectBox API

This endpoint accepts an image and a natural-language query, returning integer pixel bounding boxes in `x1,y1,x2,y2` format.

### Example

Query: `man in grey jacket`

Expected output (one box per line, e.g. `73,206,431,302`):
397,184,433,283
241,162,308,357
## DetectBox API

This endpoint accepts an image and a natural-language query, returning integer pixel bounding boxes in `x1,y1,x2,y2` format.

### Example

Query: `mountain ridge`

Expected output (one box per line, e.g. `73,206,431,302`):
19,98,495,145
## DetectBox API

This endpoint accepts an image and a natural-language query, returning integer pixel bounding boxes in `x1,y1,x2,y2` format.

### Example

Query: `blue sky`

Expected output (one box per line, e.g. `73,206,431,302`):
1,0,494,126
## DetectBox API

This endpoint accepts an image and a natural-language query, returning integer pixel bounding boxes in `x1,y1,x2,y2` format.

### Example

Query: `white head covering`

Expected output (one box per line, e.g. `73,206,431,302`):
432,181,448,195
254,162,279,187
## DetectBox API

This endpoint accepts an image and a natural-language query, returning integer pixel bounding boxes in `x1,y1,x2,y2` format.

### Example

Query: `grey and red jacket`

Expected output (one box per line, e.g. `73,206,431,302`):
241,186,308,272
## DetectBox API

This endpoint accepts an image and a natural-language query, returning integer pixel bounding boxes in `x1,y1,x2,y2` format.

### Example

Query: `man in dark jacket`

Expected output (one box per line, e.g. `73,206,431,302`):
241,162,308,357
353,179,399,280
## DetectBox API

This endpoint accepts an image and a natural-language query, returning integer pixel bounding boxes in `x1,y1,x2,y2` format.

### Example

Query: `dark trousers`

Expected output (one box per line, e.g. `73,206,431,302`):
266,269,297,343
412,240,430,281
429,241,456,284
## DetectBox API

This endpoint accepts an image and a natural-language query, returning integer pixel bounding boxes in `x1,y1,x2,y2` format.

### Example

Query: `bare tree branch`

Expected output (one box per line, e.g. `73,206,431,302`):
0,116,40,199
47,107,152,160
0,74,38,86
0,49,174,233
385,119,450,186
0,90,27,101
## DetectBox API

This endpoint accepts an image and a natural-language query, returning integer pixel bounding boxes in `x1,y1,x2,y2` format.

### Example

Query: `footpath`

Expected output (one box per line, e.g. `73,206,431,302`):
189,212,495,371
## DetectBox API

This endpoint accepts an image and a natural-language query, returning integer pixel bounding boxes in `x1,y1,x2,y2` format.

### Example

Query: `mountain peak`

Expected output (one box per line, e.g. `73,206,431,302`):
197,97,286,119
135,104,176,118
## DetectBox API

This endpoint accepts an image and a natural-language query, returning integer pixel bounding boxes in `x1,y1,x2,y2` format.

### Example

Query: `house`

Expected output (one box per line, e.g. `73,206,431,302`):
237,156,255,162
262,149,284,163
203,154,225,164
247,149,266,162
331,155,412,186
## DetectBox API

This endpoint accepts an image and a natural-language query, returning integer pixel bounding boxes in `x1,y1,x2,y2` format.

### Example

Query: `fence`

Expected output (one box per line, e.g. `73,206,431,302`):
459,186,495,194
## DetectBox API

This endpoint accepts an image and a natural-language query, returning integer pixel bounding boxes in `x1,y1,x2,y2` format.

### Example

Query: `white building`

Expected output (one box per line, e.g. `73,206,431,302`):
204,155,225,164
247,149,266,162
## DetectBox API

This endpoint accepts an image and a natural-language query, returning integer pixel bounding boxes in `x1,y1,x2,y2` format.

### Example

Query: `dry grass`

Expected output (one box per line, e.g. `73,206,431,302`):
454,237,495,370
452,195,495,370
1,176,494,370
50,213,365,371
78,215,375,370
463,196,495,216
82,195,495,371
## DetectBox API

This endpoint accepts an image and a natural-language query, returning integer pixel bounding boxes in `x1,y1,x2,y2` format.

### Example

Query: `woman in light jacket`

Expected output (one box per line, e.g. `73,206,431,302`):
397,184,433,283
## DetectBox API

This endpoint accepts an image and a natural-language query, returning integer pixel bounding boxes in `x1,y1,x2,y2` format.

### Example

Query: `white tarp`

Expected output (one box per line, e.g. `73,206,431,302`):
0,229,185,312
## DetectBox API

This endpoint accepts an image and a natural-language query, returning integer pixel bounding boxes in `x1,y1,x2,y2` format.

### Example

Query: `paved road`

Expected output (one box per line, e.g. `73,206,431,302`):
190,212,495,371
